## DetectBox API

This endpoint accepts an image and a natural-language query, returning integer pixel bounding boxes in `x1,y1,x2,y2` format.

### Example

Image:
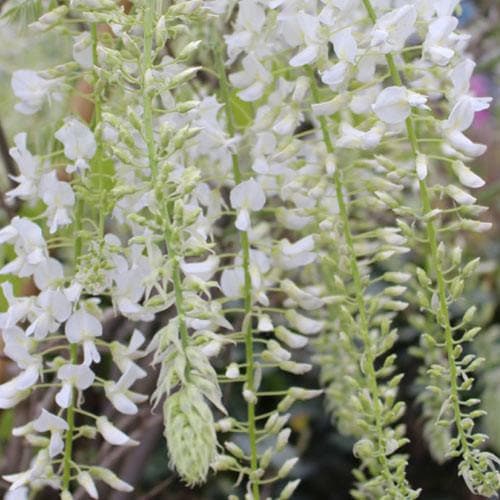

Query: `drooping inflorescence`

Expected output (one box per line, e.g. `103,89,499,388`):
0,0,498,499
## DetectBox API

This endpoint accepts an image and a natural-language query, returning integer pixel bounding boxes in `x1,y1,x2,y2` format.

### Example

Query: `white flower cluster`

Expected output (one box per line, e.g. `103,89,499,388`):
0,0,498,499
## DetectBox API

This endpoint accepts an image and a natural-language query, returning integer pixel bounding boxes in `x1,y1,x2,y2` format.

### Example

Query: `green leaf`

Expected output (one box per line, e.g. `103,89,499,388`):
229,91,253,130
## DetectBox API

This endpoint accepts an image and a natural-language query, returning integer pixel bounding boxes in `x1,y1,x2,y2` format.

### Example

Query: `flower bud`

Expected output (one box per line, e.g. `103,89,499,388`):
163,386,217,486
279,479,301,499
278,457,298,478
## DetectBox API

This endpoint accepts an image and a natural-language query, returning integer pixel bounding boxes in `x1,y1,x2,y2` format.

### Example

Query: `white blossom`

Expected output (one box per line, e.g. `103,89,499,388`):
65,309,103,365
56,364,95,408
104,365,146,415
371,5,417,54
11,70,61,115
0,365,39,409
55,118,97,173
32,410,69,458
7,133,41,201
372,86,428,124
230,178,266,231
40,173,75,233
229,55,272,102
289,12,322,67
26,289,72,340
96,416,138,446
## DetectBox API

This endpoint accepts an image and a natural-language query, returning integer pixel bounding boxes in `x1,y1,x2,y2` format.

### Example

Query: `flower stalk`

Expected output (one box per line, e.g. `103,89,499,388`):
214,41,259,500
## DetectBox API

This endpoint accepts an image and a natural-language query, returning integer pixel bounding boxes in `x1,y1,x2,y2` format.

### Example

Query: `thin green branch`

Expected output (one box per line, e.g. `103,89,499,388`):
214,42,259,500
306,65,398,490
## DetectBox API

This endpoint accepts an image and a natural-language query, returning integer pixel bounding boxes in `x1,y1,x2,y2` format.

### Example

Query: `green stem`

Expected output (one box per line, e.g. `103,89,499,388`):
214,43,259,500
62,160,86,492
62,22,105,491
360,0,469,456
307,66,394,485
61,347,77,491
90,23,105,236
143,1,156,179
142,2,190,356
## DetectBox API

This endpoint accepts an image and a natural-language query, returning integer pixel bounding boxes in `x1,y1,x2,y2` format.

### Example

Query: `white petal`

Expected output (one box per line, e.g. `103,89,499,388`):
220,268,245,298
238,81,265,102
180,255,219,281
447,185,476,205
281,235,315,256
331,28,357,63
96,416,138,446
285,310,324,335
321,61,349,88
0,366,39,399
372,86,410,124
109,393,137,415
416,154,428,180
55,383,72,408
49,431,64,458
289,46,318,67
225,363,240,379
447,130,487,157
275,326,309,349
235,208,251,231
33,409,68,432
4,487,29,500
83,340,101,366
65,310,102,343
78,471,99,499
230,178,266,211
452,161,485,189
55,118,97,161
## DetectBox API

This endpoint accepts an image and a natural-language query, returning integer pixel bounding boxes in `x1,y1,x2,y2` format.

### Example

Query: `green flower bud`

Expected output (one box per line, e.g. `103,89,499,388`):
163,386,217,486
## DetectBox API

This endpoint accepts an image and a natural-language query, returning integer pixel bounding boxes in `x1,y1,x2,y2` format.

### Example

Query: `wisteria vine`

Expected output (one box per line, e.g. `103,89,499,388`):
0,0,498,499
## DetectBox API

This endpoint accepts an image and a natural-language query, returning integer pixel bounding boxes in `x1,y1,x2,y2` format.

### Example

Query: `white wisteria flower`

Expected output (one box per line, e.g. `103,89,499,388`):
181,255,220,281
65,309,103,366
289,11,322,67
372,86,428,124
441,95,491,157
109,329,146,376
0,217,48,278
11,70,61,115
31,409,69,458
26,289,72,340
77,471,99,499
103,365,146,415
2,326,38,371
7,133,41,201
229,54,272,102
4,487,28,500
224,0,267,62
55,363,95,408
0,365,40,409
96,416,139,446
0,283,33,329
423,15,467,66
40,173,75,234
229,178,266,231
0,1,497,497
55,118,97,173
370,4,417,54
452,161,485,189
277,235,317,270
331,27,357,64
